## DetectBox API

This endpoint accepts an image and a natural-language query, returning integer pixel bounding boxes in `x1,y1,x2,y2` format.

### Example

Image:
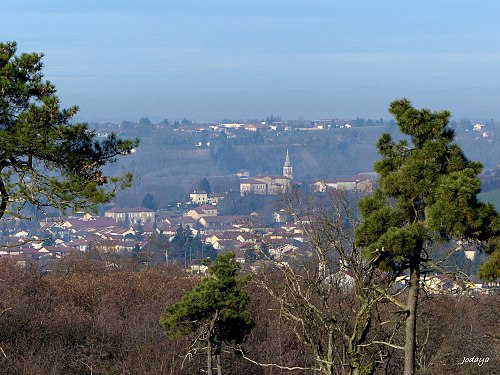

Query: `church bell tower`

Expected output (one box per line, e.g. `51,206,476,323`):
283,149,293,180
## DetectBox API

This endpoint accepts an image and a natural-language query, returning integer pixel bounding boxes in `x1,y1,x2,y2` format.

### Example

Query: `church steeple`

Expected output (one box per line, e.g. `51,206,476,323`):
283,149,293,180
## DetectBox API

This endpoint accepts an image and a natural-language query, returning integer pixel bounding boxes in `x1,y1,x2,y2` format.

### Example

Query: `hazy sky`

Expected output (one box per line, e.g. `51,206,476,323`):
2,0,500,122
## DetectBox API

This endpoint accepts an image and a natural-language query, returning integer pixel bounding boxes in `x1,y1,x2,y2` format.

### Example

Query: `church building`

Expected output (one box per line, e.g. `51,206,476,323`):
240,150,293,196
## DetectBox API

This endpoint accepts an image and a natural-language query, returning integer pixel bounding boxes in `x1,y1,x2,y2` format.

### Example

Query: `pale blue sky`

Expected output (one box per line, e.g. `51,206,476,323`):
2,0,500,122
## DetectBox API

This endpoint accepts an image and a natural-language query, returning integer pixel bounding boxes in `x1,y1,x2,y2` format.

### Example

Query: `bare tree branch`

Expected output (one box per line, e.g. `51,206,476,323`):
231,345,321,372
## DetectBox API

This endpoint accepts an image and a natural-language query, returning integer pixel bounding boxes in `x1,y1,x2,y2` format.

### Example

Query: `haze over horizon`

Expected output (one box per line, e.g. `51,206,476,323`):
3,0,500,122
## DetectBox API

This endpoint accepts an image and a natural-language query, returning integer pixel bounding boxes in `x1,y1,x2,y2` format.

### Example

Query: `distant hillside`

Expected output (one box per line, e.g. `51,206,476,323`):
104,124,499,208
479,188,500,211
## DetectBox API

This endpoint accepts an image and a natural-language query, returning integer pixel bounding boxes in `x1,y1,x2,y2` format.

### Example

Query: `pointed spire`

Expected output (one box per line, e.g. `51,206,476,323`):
284,148,291,167
283,149,293,180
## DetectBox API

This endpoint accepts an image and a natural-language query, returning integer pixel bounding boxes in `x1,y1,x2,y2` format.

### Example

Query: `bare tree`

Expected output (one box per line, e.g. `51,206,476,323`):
251,190,403,375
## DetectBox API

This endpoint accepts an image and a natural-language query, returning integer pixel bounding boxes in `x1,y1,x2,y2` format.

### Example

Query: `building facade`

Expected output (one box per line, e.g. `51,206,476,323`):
105,207,155,223
239,150,293,196
190,190,209,204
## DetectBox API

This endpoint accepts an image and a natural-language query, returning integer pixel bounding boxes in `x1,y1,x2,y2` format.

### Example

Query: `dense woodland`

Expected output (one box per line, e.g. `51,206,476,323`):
0,255,498,375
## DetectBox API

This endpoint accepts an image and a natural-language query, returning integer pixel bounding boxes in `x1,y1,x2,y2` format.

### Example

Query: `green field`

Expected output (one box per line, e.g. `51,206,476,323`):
479,188,500,211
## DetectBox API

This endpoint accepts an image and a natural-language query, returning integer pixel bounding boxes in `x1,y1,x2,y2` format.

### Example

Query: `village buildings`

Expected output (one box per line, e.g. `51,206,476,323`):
1,193,497,296
0,148,376,273
239,149,293,196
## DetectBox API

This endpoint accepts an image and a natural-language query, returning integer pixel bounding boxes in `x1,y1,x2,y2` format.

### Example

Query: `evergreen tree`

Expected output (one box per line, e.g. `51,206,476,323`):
198,178,211,194
170,225,216,265
160,253,254,375
138,117,151,127
134,220,144,241
141,193,157,210
0,42,138,220
355,98,499,375
479,237,500,280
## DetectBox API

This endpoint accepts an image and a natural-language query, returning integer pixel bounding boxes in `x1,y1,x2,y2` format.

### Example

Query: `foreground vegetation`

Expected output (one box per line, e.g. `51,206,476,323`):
0,255,498,375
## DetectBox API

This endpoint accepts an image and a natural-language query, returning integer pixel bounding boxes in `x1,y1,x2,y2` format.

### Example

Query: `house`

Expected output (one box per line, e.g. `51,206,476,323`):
198,215,251,229
105,207,155,223
190,190,208,205
239,175,291,196
97,227,136,240
186,205,218,219
155,222,178,237
189,264,209,275
312,175,373,193
235,170,250,178
240,179,268,196
233,221,263,233
208,193,226,205
421,275,466,295
313,179,355,192
211,239,244,251
66,239,90,252
245,124,270,132
220,123,245,129
273,209,293,223
267,243,299,259
236,233,257,243
255,175,291,194
139,222,155,236
49,217,118,235
14,230,30,238
205,232,241,244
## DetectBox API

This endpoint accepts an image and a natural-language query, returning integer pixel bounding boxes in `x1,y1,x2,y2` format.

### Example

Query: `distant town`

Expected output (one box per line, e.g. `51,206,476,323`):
1,115,498,296
89,115,499,208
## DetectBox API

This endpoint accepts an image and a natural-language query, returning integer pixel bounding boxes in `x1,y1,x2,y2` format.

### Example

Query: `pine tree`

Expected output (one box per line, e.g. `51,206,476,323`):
160,253,254,375
141,193,157,210
0,42,138,220
198,178,211,194
355,98,499,375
